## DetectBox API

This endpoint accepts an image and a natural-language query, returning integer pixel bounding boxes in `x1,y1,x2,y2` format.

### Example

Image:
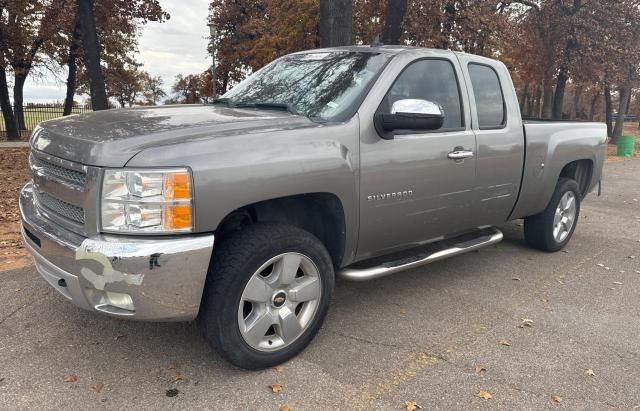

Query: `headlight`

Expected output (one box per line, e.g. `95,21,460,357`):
100,168,193,234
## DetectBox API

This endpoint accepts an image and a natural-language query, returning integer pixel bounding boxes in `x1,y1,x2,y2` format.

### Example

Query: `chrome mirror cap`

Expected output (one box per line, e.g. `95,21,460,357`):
391,99,444,117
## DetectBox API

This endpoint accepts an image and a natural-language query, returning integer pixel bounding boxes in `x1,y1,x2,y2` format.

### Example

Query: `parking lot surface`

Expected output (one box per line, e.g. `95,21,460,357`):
1,160,639,410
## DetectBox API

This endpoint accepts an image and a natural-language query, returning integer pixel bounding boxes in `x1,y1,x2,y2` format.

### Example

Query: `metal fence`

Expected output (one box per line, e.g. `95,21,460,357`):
1,103,94,139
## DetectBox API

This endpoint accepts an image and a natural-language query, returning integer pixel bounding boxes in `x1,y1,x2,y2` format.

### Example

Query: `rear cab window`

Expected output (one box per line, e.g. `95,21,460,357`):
468,63,506,130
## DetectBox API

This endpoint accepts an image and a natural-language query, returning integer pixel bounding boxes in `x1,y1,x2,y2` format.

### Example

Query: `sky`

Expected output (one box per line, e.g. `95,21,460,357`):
22,0,212,103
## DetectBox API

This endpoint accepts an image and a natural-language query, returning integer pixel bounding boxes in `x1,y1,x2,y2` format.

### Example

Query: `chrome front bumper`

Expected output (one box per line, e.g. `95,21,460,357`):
19,182,215,321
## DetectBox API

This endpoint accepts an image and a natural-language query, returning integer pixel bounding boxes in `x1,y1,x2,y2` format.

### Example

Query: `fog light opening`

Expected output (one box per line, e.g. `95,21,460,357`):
105,291,135,312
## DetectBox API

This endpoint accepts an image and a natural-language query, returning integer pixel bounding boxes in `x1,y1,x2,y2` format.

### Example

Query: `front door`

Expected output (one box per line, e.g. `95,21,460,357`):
357,57,477,260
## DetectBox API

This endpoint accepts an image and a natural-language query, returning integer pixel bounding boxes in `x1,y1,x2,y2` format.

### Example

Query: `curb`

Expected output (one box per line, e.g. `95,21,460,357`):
0,142,30,148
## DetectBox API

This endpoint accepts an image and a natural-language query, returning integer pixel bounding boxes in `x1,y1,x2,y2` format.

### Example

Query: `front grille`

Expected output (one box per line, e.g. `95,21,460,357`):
36,191,85,225
31,155,86,186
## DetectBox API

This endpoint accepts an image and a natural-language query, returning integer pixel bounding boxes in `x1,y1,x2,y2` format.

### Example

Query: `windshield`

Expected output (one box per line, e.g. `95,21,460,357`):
219,51,391,121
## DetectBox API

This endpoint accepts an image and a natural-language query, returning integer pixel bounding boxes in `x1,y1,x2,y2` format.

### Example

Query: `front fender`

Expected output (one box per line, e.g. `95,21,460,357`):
127,117,360,264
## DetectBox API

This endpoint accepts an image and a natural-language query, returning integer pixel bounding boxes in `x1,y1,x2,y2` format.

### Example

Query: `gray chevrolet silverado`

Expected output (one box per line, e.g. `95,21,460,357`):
20,46,606,369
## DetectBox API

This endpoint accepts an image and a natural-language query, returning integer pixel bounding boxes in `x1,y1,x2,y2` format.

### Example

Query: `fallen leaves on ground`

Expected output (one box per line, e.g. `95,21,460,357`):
0,149,30,271
519,318,534,328
499,338,511,346
551,395,562,403
613,281,623,285
63,375,78,383
114,332,127,341
91,382,104,393
168,362,177,370
279,405,291,411
171,374,189,383
474,365,487,374
586,369,596,376
166,388,179,397
269,383,283,393
273,365,285,373
512,277,521,281
405,400,423,410
477,390,493,400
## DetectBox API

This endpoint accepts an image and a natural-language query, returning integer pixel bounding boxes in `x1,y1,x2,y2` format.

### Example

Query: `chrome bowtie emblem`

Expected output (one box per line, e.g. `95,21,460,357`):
272,292,287,307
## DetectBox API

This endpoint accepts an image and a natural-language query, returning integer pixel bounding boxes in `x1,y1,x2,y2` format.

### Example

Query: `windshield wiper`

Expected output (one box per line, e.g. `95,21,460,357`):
212,97,233,106
235,102,300,115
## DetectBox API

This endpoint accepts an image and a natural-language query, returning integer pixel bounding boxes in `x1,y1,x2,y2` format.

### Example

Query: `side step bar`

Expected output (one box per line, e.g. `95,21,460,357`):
338,227,503,282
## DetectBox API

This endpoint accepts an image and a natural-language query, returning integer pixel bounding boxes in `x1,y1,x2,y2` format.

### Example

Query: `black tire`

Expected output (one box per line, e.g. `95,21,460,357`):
199,223,334,369
524,177,581,252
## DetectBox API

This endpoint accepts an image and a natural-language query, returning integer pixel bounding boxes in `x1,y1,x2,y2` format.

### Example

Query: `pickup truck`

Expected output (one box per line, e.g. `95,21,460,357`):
20,46,607,369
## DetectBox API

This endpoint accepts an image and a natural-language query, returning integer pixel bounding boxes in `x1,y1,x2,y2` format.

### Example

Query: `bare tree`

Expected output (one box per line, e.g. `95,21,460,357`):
381,0,407,45
142,74,167,106
320,0,352,47
63,17,82,116
77,0,109,110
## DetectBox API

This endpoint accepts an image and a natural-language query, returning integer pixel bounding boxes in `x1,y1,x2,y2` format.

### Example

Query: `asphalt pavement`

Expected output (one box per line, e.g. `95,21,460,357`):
1,160,639,410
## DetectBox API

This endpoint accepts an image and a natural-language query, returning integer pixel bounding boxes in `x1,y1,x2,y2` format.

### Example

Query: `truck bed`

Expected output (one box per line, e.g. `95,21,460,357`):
509,121,608,220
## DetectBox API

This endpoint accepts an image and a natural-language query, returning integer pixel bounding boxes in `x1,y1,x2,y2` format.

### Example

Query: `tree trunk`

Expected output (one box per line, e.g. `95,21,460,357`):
533,85,542,118
526,94,534,117
604,86,613,139
588,91,599,121
552,69,568,120
613,84,631,142
0,65,19,141
381,0,407,45
541,70,554,119
319,0,352,47
222,71,229,94
64,18,81,116
570,85,583,120
519,82,529,111
77,0,109,111
13,74,27,131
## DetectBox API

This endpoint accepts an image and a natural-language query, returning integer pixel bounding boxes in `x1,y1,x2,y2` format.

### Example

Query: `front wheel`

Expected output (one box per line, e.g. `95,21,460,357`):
524,177,581,252
199,224,334,369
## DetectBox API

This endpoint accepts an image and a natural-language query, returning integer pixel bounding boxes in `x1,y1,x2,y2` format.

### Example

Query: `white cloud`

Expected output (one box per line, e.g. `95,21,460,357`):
137,0,212,91
21,0,212,103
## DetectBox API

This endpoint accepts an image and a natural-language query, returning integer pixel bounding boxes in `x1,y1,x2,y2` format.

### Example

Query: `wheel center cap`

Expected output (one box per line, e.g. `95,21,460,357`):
272,291,287,308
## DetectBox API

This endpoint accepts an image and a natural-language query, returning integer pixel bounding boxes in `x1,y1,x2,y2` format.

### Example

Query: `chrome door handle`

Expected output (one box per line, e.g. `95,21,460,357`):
448,150,474,160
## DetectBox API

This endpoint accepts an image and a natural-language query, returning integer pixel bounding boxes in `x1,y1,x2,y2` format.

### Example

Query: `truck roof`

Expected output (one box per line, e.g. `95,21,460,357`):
291,45,502,66
292,45,441,56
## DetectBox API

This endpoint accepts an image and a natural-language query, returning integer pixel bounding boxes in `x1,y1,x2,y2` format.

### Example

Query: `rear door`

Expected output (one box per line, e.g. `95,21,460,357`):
357,54,478,259
456,54,525,227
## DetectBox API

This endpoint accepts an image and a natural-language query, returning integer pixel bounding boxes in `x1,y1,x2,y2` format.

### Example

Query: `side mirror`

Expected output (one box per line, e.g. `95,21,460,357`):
375,99,445,139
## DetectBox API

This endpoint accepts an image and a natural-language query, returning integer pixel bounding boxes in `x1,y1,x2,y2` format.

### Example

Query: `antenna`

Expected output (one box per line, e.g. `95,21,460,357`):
371,36,384,47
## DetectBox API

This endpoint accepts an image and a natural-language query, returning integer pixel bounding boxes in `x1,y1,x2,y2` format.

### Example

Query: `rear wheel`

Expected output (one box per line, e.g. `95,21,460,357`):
199,224,334,369
524,178,581,252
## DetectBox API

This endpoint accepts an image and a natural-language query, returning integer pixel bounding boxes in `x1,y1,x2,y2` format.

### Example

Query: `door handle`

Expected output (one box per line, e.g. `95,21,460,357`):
448,150,474,160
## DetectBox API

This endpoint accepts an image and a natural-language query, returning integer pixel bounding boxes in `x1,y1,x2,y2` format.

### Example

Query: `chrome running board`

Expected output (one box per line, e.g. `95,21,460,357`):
338,227,503,282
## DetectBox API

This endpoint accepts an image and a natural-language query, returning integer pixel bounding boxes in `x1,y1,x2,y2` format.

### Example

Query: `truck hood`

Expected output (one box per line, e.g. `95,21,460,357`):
31,104,318,167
